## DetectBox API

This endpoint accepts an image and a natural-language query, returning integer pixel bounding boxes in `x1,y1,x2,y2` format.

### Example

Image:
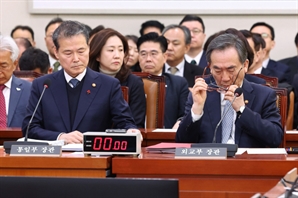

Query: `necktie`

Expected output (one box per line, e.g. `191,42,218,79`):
69,79,79,88
169,67,178,75
53,61,60,72
0,85,7,128
221,100,234,143
190,60,197,65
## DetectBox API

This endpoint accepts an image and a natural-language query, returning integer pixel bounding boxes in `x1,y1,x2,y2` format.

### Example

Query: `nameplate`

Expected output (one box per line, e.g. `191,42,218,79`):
10,145,62,157
175,148,227,159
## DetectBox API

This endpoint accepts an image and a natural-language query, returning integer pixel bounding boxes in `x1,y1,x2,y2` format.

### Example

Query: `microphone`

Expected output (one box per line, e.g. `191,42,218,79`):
212,87,243,143
4,79,51,153
191,88,243,157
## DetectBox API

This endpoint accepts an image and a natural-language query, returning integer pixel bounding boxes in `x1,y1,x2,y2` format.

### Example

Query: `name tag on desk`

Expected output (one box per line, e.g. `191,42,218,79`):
10,145,62,157
175,148,227,159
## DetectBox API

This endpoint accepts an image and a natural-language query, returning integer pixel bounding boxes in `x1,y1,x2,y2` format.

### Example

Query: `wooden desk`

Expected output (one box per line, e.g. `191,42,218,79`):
0,128,22,145
0,148,111,178
112,149,298,198
141,129,298,148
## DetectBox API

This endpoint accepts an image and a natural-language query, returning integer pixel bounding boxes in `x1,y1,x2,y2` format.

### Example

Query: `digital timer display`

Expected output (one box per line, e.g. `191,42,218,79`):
83,135,137,153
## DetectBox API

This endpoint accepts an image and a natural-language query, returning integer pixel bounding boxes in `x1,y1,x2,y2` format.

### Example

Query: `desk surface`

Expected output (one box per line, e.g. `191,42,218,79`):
0,148,111,178
112,148,298,198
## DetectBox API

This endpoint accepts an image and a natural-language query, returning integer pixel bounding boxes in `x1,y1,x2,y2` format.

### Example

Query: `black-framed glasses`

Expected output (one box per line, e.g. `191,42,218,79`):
202,66,243,93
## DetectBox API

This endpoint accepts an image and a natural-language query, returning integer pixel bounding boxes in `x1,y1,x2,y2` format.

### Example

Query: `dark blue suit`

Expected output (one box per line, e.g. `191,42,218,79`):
183,61,204,87
22,68,136,140
163,73,189,128
176,79,283,148
245,74,266,84
279,56,298,84
265,59,291,84
8,76,31,127
120,74,146,128
198,51,208,70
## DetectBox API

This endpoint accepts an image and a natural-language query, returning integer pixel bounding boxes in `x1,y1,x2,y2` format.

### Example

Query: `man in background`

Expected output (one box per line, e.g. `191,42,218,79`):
19,48,52,74
11,25,35,47
139,20,165,36
162,24,203,87
0,35,31,127
179,15,207,70
44,17,63,72
137,32,189,128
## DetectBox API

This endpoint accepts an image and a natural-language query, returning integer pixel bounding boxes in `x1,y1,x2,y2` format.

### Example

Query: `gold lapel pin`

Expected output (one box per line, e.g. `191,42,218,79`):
245,100,249,104
92,83,96,87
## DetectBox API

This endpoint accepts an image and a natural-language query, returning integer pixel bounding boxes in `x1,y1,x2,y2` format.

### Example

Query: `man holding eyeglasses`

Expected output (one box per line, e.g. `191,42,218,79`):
180,15,207,70
250,22,291,84
137,32,189,128
176,33,283,148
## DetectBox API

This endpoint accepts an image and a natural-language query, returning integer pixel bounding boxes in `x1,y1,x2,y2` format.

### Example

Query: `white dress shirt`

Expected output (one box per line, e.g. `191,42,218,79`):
185,50,203,65
165,59,185,77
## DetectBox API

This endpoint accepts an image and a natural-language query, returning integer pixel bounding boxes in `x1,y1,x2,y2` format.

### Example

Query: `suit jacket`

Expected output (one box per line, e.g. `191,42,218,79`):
245,74,266,84
266,59,291,84
163,73,189,128
279,56,298,84
176,79,283,148
22,68,136,140
8,75,31,127
183,61,204,87
292,74,298,129
198,51,208,70
121,73,146,128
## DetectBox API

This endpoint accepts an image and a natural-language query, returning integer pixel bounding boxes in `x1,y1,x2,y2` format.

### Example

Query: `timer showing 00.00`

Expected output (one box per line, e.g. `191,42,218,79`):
93,137,128,151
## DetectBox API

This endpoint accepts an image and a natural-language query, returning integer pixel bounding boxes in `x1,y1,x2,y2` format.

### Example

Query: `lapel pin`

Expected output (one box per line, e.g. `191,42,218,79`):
87,90,91,94
92,83,96,87
16,87,21,91
245,100,249,104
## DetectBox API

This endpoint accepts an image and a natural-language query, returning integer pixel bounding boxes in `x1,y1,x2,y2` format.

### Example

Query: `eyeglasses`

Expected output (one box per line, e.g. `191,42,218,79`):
139,50,161,59
202,66,243,93
261,33,271,39
190,29,203,35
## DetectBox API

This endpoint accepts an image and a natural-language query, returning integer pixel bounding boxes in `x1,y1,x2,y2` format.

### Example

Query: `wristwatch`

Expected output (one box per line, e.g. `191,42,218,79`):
237,105,245,117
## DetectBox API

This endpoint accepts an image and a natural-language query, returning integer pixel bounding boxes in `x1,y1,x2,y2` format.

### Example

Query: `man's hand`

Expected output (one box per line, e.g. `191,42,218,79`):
58,130,83,144
191,78,208,115
223,85,245,111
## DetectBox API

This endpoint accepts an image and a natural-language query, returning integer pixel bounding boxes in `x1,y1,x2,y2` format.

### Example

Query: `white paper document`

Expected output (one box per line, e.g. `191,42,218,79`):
246,148,287,154
62,144,83,152
17,137,64,146
152,129,177,132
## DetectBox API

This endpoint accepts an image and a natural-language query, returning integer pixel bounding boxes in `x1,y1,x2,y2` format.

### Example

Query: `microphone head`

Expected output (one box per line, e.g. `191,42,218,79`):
234,88,243,97
43,79,51,88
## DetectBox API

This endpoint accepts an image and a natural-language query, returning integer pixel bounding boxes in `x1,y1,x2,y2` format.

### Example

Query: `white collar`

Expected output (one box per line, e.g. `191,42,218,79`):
184,50,203,64
64,68,87,83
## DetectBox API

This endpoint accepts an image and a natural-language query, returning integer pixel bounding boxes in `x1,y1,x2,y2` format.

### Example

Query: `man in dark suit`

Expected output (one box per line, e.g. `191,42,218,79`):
137,33,189,128
279,32,298,83
0,35,31,128
176,33,283,148
22,21,137,143
250,22,291,84
179,15,207,70
162,24,203,87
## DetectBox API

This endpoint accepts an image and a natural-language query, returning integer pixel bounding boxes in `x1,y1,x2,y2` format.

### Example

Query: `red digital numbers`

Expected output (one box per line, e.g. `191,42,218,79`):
93,137,128,151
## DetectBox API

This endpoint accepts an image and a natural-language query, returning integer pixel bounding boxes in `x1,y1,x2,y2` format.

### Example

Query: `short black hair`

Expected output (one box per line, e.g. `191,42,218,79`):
14,37,32,50
240,29,266,51
139,20,165,36
179,15,205,33
295,32,298,47
89,25,105,39
45,17,63,33
11,25,35,40
19,48,50,74
137,32,167,53
250,22,275,40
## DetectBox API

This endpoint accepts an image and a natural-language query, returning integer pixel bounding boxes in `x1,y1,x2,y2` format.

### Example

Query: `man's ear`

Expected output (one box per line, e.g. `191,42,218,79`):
47,67,53,74
54,47,59,60
13,59,18,71
243,59,249,73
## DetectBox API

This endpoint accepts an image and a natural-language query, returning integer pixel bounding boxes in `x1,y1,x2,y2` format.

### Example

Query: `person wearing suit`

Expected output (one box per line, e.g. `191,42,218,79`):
179,15,207,70
279,32,298,83
89,28,146,128
176,33,283,148
0,35,31,128
137,32,189,128
22,21,137,143
250,22,291,84
162,24,203,87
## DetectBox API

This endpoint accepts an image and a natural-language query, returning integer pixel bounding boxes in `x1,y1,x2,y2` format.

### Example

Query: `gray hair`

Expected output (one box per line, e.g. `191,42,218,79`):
162,24,191,45
206,33,247,64
0,35,19,62
53,20,89,50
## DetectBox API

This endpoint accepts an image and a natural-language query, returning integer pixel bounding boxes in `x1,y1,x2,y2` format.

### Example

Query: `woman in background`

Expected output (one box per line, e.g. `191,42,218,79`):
89,28,146,128
125,35,142,72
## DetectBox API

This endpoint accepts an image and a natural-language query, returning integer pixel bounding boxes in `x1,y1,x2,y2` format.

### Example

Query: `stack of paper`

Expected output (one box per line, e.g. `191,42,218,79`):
146,142,191,153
